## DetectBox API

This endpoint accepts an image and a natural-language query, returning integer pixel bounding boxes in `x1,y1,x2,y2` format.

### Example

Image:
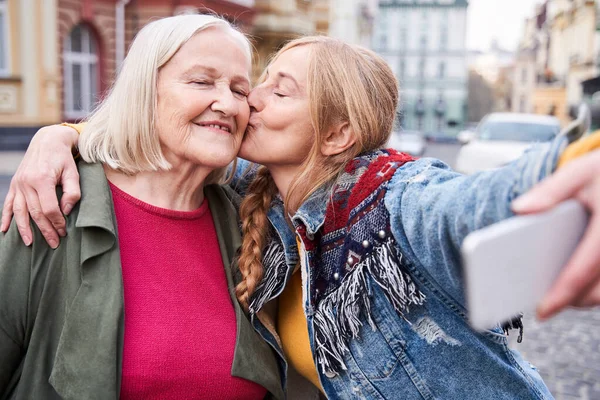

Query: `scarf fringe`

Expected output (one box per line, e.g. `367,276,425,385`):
313,239,426,376
249,240,288,315
501,314,524,343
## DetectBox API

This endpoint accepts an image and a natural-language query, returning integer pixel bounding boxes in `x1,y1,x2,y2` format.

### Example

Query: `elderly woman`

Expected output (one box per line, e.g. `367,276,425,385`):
0,14,285,400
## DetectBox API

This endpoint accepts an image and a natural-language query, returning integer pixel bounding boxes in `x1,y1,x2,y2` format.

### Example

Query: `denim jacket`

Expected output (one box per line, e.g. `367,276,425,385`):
234,137,566,400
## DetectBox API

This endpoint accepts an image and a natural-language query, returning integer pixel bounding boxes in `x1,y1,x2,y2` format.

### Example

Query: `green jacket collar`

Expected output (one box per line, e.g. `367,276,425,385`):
49,163,283,400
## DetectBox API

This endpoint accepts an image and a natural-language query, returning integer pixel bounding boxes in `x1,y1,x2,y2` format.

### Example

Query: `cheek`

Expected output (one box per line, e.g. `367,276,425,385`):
237,101,250,128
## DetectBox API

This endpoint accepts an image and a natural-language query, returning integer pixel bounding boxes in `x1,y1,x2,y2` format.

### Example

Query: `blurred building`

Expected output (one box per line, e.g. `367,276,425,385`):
328,0,376,47
0,0,257,150
513,0,598,126
466,69,493,123
468,40,514,85
251,0,321,80
467,40,514,121
512,48,537,113
0,0,332,149
373,0,469,137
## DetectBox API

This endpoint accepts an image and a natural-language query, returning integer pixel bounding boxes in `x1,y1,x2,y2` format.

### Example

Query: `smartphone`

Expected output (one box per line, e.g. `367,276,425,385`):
461,200,589,331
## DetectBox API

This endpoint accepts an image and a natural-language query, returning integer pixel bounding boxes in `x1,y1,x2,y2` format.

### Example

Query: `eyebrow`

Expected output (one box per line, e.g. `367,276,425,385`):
183,65,249,85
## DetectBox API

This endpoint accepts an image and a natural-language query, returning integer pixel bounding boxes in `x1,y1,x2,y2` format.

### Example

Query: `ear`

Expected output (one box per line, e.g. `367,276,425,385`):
321,122,356,156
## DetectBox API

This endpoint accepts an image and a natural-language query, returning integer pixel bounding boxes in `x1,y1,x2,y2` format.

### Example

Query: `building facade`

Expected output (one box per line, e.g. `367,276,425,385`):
373,0,469,137
328,0,376,48
2,0,326,149
251,0,321,81
513,0,597,126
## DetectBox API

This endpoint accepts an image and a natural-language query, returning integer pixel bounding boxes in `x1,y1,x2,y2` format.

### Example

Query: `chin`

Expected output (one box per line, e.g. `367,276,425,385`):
237,142,259,163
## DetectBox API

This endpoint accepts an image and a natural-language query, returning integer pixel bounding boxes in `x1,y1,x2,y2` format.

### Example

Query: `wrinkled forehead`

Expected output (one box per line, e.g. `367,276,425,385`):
165,27,251,81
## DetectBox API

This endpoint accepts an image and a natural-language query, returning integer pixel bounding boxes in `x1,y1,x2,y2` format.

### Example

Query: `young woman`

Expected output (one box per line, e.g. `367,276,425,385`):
4,36,600,399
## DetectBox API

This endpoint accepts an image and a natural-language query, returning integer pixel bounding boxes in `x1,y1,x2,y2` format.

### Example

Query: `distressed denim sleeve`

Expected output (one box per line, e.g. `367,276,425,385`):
0,220,31,393
228,158,260,198
385,137,569,306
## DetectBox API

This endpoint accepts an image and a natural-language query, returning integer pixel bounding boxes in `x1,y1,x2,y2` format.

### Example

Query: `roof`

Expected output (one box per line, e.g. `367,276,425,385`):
484,113,561,125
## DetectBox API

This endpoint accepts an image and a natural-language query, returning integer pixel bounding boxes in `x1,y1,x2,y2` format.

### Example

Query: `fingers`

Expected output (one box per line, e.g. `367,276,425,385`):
536,212,600,320
59,161,81,216
13,191,32,246
0,184,16,232
37,180,67,238
23,186,60,249
512,152,597,214
573,284,600,308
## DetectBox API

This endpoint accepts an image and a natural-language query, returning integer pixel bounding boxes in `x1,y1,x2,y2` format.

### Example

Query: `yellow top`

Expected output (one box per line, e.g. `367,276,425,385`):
277,239,324,392
557,130,600,168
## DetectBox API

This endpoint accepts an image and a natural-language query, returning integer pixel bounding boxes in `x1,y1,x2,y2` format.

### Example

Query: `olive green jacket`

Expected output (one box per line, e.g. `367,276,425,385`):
0,162,283,400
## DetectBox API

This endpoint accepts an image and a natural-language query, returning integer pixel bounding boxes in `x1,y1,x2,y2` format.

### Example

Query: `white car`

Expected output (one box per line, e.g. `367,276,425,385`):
387,130,426,156
455,113,560,174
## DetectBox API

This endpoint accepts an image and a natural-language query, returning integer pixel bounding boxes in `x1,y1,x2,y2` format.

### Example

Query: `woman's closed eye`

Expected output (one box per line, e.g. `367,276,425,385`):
233,88,249,98
191,80,211,87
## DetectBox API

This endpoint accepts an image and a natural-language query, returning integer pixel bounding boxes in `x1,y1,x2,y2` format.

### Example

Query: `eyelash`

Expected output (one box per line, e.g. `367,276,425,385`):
192,81,247,98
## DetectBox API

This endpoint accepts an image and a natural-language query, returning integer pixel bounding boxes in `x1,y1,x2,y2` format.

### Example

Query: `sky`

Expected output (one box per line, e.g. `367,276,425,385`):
466,0,544,52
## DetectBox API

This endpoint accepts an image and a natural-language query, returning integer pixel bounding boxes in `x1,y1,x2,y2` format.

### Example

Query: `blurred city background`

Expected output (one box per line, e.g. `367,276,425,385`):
0,0,599,398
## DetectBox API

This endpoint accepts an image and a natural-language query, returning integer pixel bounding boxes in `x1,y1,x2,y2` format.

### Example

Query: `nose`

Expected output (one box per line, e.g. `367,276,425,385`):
211,86,239,117
247,85,264,112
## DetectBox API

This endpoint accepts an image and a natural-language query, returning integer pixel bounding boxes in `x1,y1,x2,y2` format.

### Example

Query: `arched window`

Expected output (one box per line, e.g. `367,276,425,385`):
0,0,9,76
63,24,99,119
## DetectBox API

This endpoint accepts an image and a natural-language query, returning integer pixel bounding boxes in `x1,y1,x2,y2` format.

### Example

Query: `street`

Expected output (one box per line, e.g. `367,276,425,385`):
1,144,600,399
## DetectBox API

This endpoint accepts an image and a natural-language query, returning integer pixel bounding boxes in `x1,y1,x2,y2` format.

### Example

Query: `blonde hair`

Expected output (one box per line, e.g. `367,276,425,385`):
236,36,399,309
79,14,251,182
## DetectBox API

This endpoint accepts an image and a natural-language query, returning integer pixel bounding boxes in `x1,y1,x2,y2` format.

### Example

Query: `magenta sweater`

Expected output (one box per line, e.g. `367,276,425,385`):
109,183,266,399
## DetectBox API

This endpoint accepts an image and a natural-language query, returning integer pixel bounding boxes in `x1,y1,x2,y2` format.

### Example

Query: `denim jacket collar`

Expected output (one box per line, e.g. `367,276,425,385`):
290,183,332,237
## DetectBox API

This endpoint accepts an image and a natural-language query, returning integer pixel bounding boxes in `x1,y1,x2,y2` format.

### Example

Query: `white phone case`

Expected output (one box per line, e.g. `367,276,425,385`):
461,200,589,331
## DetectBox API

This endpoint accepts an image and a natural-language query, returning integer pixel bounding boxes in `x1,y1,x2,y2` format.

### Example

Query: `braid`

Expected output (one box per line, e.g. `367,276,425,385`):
236,166,278,310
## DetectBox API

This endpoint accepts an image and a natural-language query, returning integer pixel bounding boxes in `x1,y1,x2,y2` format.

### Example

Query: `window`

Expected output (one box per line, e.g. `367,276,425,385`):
440,28,447,50
63,24,99,119
438,62,445,79
0,0,9,75
419,59,425,78
420,35,427,50
379,35,388,51
400,29,407,48
521,67,528,84
399,59,405,79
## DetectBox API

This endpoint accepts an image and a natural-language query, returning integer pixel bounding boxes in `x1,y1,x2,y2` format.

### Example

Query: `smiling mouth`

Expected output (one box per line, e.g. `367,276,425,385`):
195,122,232,133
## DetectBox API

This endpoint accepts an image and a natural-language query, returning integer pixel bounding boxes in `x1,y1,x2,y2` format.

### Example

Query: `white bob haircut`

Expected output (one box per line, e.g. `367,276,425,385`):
79,14,252,181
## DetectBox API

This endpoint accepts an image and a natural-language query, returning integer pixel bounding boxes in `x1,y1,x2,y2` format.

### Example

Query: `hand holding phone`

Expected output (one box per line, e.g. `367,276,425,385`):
461,200,589,331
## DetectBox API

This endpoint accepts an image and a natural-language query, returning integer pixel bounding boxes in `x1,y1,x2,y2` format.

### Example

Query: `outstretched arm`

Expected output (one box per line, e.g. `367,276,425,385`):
387,137,568,307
